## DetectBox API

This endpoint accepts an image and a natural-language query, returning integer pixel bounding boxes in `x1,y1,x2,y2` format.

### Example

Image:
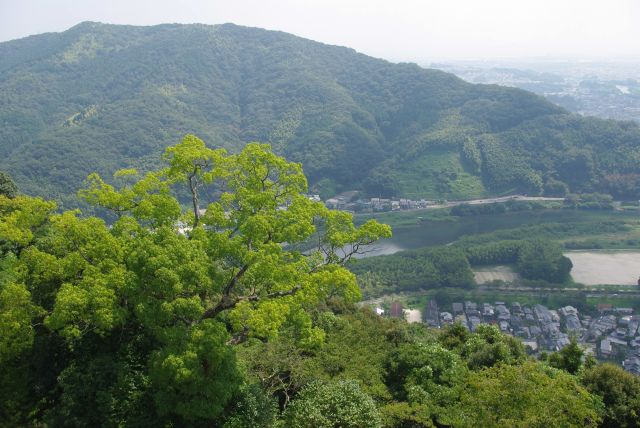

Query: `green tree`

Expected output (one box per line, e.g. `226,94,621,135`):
0,172,18,198
379,401,436,428
239,308,397,409
79,168,180,226
0,281,44,363
386,342,466,425
517,239,573,283
447,362,603,427
461,324,526,370
438,321,470,353
0,136,390,425
222,383,278,428
461,139,482,174
544,177,569,197
548,338,583,375
163,134,226,227
581,363,640,428
282,379,382,428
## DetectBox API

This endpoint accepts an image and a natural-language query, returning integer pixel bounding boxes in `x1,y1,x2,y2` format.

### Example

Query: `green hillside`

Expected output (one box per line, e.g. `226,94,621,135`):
2,22,640,206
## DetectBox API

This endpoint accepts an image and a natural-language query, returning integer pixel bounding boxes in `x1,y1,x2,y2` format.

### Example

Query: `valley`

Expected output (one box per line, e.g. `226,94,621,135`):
350,201,640,316
3,16,640,427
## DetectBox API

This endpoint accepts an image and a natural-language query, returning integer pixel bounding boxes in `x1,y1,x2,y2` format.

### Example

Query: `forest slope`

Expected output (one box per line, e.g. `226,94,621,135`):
2,22,640,205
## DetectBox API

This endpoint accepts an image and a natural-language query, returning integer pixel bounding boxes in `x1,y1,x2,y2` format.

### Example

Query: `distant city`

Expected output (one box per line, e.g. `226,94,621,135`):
378,299,640,377
431,60,640,122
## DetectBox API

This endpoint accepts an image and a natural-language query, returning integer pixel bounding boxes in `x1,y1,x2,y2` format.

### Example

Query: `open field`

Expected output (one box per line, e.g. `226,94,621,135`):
566,251,640,286
403,309,422,324
473,265,520,284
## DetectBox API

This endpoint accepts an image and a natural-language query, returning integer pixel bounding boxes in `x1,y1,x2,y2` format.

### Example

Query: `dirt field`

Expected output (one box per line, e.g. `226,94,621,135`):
404,309,422,324
473,266,520,284
566,251,640,286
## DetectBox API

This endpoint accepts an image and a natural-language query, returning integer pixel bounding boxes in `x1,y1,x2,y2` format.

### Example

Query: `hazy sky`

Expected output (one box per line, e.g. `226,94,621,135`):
1,0,639,61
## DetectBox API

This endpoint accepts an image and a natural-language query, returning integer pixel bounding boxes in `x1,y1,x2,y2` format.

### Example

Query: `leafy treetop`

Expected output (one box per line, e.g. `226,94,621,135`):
0,135,390,423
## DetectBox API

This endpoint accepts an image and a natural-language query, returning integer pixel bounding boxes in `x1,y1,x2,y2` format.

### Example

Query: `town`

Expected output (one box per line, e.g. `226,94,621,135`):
377,299,640,376
316,192,564,212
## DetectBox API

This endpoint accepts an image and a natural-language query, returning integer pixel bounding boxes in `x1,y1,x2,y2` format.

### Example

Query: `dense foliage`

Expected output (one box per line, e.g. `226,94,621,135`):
564,193,615,210
351,247,475,297
516,239,573,283
581,363,640,427
282,380,382,428
466,239,572,283
0,137,390,426
3,22,640,205
0,172,18,198
352,238,571,297
237,307,607,428
449,361,602,427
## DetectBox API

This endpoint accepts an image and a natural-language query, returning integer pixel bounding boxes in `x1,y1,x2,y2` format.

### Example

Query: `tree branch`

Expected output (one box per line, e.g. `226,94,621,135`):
202,283,303,319
201,263,250,318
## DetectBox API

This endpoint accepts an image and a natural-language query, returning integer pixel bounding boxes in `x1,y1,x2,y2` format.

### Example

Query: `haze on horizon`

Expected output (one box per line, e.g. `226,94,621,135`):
1,0,639,62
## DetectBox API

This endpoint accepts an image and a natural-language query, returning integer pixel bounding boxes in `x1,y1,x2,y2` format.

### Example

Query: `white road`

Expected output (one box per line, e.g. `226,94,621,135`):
430,195,565,210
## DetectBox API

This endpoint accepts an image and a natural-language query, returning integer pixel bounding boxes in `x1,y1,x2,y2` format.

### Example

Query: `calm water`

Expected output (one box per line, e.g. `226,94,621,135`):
359,210,618,257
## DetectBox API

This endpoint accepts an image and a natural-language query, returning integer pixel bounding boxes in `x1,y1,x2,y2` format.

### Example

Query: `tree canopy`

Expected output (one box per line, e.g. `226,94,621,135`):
581,363,640,428
0,135,390,425
0,171,18,198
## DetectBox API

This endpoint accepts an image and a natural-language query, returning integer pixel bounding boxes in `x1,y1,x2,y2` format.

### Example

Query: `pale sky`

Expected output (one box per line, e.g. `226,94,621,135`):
1,0,639,61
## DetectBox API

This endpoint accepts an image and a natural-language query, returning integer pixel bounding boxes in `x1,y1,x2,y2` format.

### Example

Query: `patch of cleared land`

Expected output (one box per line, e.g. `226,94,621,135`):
404,309,422,324
473,265,520,284
566,251,640,286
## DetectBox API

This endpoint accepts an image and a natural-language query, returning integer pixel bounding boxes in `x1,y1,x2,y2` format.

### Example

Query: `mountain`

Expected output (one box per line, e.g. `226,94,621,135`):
2,22,640,206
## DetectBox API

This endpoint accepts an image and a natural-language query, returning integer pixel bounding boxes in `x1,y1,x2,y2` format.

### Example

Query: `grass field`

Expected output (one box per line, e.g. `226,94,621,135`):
473,265,520,284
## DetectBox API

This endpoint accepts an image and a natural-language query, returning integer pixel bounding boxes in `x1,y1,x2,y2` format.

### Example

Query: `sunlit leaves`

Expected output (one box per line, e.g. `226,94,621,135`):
447,362,603,427
0,195,56,247
164,134,227,185
79,170,180,226
461,324,526,370
149,320,240,420
0,282,43,362
0,172,18,199
45,281,123,340
0,134,390,423
283,379,382,428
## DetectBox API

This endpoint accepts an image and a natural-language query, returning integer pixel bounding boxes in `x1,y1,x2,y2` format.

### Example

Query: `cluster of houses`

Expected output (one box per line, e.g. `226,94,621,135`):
381,300,640,376
322,194,433,212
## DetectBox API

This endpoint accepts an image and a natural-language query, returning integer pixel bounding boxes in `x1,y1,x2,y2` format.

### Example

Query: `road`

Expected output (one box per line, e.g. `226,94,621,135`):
427,195,565,210
360,284,640,306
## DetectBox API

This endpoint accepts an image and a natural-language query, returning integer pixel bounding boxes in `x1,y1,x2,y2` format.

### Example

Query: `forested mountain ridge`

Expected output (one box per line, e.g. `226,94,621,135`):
2,21,640,206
